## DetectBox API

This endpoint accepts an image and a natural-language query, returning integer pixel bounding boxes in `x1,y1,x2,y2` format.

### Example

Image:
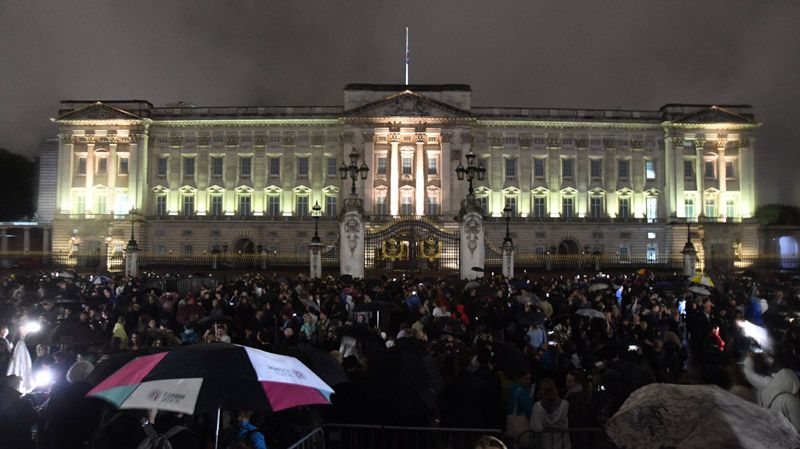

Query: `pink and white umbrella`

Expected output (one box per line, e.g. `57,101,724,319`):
87,343,334,415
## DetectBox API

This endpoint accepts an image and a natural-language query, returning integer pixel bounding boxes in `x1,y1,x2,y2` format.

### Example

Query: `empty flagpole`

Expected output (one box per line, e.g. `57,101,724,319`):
405,27,409,85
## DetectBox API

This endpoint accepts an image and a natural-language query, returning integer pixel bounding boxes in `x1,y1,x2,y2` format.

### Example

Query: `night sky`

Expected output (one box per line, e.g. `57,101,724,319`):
2,1,798,205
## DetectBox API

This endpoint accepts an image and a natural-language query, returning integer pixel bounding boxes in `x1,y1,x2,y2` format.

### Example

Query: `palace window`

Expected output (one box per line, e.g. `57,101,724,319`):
115,191,128,214
647,243,658,263
704,161,716,179
377,156,387,175
238,195,251,216
401,192,413,215
505,158,517,179
590,159,602,180
210,195,223,217
562,197,575,218
618,159,630,179
96,192,107,214
646,196,658,222
684,159,694,178
157,158,168,177
726,198,736,218
297,196,309,217
156,195,167,217
97,158,107,175
427,196,439,215
375,195,387,215
402,157,413,175
645,160,656,180
477,196,489,216
327,157,338,177
505,196,517,217
590,196,604,219
684,198,695,219
119,157,129,175
428,155,438,175
562,159,574,179
211,157,223,177
182,195,194,216
726,160,736,179
75,191,85,214
705,198,717,217
269,157,280,176
533,196,546,218
77,157,87,175
534,158,546,178
183,157,195,178
619,245,630,263
239,157,251,177
618,197,630,219
297,157,309,177
267,195,281,216
326,195,337,217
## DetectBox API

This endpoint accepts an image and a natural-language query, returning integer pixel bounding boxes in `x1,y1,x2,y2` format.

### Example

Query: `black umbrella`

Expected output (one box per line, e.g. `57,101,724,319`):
354,300,404,313
491,341,526,374
426,317,465,338
49,321,99,346
282,344,349,386
87,347,170,386
196,315,236,327
519,310,546,326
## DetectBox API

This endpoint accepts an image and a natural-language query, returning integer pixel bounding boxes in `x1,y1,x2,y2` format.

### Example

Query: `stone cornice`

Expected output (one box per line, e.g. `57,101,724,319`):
154,119,341,128
51,118,151,127
476,120,661,130
661,121,761,131
341,116,475,126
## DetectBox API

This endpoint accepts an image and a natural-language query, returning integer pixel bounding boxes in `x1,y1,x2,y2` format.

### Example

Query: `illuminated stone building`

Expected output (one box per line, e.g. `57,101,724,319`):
38,84,760,272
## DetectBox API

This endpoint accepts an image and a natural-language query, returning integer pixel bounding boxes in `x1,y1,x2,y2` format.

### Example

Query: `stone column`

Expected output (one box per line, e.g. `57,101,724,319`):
340,196,366,278
458,200,484,280
390,136,400,216
501,239,515,279
415,134,425,216
23,228,30,253
309,241,323,279
42,228,50,253
683,240,697,276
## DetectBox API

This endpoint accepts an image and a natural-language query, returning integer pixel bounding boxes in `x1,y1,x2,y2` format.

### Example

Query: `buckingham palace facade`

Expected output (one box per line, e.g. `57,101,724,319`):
38,84,760,271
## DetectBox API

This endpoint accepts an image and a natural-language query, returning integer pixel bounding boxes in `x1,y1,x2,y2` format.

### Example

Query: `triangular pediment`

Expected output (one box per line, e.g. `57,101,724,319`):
343,91,471,118
57,102,143,121
673,106,754,124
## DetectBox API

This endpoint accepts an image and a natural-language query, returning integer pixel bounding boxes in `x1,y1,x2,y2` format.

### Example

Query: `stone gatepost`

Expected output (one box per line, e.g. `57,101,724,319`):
458,198,484,280
340,196,366,278
502,239,515,279
124,240,139,278
683,241,697,276
309,241,323,279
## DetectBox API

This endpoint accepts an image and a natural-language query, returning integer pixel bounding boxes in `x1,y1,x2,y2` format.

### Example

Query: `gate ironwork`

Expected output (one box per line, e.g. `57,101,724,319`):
365,217,459,278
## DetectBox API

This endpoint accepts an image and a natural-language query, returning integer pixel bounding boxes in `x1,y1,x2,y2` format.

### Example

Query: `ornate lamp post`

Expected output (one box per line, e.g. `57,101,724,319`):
501,205,514,278
503,205,513,245
339,147,370,197
455,149,487,201
124,209,140,277
312,201,322,243
682,222,697,276
104,236,112,271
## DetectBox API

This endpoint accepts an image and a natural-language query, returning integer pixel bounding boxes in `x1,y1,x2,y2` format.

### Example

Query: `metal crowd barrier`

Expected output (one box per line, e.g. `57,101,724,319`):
320,424,502,449
286,427,326,449
516,428,617,449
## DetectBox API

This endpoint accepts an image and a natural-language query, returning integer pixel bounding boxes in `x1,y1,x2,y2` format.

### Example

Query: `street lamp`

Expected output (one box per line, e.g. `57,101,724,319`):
503,205,513,245
312,201,322,243
339,148,370,196
127,209,139,250
455,149,486,199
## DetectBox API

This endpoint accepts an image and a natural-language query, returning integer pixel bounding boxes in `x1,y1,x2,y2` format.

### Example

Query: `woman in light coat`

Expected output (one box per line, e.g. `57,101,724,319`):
531,378,570,449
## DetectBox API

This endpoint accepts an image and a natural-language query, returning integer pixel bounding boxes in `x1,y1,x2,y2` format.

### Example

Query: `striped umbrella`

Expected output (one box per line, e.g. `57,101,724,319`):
689,274,715,288
87,343,334,415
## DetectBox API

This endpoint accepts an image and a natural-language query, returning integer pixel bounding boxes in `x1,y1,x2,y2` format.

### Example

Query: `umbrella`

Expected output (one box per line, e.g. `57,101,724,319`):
606,383,800,449
491,341,526,374
689,285,711,296
689,274,715,288
88,344,334,449
518,310,546,326
196,315,236,327
282,344,349,387
588,282,610,292
56,271,75,279
426,317,465,337
471,267,485,272
511,279,530,290
87,347,171,386
463,281,481,291
49,322,98,346
354,300,404,313
575,308,606,319
92,275,112,285
299,297,321,312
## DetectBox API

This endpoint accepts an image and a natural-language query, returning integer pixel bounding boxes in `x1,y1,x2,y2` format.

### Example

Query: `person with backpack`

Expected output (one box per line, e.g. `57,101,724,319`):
223,410,267,449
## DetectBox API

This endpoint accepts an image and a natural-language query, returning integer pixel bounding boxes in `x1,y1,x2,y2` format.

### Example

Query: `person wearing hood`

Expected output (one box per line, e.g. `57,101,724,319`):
742,352,800,431
531,378,570,449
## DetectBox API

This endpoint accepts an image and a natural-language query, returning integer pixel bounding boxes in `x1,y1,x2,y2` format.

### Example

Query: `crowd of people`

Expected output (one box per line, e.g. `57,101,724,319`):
0,268,799,449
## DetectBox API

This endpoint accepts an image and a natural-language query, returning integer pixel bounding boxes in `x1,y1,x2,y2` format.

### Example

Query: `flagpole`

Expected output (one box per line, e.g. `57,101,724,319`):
405,26,409,85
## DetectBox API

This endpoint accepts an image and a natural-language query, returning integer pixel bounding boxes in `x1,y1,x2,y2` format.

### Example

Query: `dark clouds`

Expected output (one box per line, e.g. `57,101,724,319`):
1,0,798,204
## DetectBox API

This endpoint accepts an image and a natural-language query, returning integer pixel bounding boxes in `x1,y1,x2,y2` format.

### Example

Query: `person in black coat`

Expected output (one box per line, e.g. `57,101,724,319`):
40,361,103,449
0,375,37,449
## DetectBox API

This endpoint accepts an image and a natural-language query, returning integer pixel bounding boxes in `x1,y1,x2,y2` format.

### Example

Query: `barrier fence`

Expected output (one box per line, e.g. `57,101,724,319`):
284,425,618,449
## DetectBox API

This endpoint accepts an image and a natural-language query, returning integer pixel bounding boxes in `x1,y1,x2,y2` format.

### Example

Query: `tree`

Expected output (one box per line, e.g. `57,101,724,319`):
0,148,36,221
754,204,800,226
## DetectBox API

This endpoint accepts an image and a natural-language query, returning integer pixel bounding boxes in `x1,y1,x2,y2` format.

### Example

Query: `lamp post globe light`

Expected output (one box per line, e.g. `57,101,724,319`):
339,147,370,197
312,201,322,243
455,149,486,200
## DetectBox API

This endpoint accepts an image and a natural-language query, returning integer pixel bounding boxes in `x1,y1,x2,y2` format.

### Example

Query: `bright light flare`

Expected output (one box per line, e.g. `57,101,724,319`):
34,369,53,388
23,321,41,333
737,319,771,350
